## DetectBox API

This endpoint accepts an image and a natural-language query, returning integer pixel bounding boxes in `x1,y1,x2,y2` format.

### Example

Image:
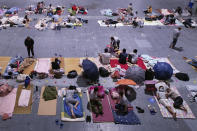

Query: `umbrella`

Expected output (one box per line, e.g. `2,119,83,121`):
116,79,137,86
124,65,145,84
82,59,99,82
153,62,173,80
116,85,136,102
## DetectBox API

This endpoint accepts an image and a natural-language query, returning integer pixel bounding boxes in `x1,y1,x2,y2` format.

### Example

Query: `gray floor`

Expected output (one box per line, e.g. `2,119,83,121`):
0,0,197,131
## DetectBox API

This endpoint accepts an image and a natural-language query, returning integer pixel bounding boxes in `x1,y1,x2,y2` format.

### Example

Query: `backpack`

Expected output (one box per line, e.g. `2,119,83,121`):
67,70,78,78
99,67,110,77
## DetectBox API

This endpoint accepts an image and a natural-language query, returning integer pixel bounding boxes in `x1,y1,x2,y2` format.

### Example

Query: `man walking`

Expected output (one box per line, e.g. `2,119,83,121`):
24,36,34,57
169,27,181,49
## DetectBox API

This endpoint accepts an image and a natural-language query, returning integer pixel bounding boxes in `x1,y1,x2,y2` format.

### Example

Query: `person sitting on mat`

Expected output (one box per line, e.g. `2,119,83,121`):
63,86,79,118
156,86,177,119
98,48,111,65
166,88,187,113
128,49,138,64
89,87,103,117
115,91,129,114
144,6,152,14
52,58,61,70
119,48,128,64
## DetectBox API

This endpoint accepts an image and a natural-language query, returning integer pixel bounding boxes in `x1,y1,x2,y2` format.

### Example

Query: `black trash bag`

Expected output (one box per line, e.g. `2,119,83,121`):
67,70,78,78
175,73,189,81
99,67,110,77
145,68,154,80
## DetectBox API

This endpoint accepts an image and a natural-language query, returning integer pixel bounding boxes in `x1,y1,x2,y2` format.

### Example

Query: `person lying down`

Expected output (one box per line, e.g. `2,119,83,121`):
62,86,80,118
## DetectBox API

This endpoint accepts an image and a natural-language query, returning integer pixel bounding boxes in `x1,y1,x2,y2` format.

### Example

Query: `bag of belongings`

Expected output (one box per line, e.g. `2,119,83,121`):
0,84,13,97
16,74,28,82
67,70,78,78
99,67,110,77
43,86,57,101
37,72,48,79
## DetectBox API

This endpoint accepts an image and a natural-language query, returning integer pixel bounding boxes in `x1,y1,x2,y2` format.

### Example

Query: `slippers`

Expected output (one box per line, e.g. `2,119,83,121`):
60,123,64,129
148,105,157,115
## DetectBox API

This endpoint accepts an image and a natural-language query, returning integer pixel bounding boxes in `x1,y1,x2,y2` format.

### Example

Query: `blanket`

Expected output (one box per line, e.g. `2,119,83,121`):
18,89,31,107
87,92,114,123
61,89,85,121
4,56,24,77
110,58,129,70
141,55,179,74
108,89,141,125
0,88,17,117
14,84,33,114
18,58,36,75
155,86,195,118
137,57,146,70
157,9,173,16
34,58,51,74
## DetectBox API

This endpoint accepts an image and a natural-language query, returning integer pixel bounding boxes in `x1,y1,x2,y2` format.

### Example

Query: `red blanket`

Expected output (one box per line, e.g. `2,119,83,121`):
110,59,129,70
137,57,146,70
92,95,114,123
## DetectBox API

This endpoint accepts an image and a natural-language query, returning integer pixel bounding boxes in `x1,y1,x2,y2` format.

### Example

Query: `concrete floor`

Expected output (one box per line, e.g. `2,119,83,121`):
0,0,197,131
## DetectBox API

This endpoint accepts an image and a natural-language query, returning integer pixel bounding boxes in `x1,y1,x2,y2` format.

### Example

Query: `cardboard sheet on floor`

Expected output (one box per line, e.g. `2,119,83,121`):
34,58,51,74
87,92,114,123
0,56,11,74
0,88,17,117
14,84,33,114
110,58,129,70
64,58,82,75
108,91,141,125
154,86,195,119
38,86,57,115
22,59,37,75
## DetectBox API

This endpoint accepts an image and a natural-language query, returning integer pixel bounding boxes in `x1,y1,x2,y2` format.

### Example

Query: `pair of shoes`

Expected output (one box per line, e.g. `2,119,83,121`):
136,106,144,113
86,115,91,122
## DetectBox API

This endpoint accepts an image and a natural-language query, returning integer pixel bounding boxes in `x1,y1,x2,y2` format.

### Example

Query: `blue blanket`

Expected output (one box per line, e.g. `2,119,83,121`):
64,94,83,118
4,56,24,77
112,110,141,125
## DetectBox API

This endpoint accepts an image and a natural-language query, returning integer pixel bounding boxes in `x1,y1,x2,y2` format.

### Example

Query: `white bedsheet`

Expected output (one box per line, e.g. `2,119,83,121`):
18,89,31,107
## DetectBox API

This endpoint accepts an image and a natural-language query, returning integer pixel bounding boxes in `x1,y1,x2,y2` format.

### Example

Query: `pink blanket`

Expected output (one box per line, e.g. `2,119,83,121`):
0,88,17,117
34,58,51,74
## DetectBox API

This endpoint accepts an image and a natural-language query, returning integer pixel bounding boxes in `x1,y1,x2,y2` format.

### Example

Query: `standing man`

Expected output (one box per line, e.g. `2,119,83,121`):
169,27,181,49
24,36,34,57
110,36,120,50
